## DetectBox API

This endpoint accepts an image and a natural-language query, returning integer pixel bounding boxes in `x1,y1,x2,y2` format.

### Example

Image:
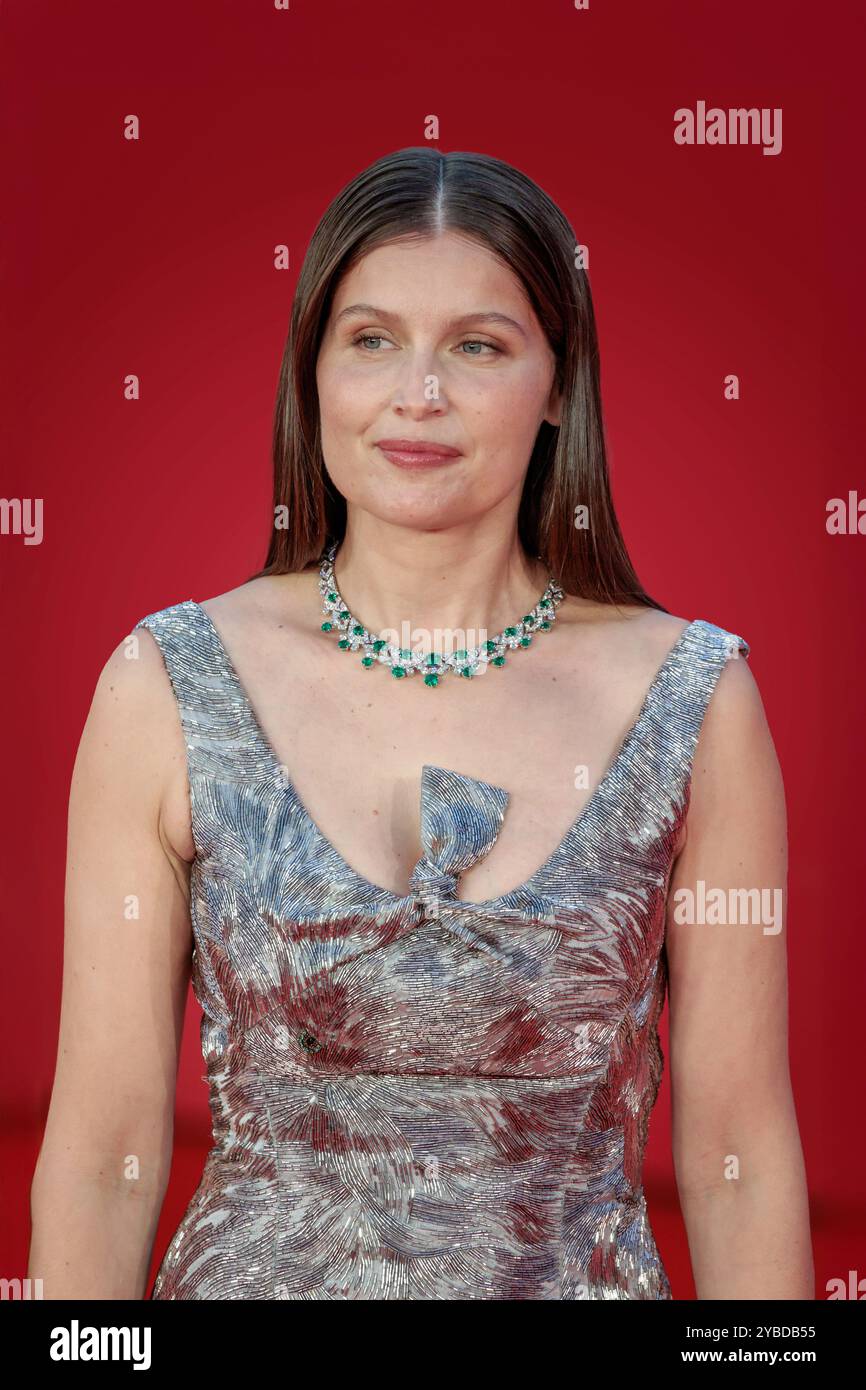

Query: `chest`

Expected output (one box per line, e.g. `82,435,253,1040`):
198,629,672,902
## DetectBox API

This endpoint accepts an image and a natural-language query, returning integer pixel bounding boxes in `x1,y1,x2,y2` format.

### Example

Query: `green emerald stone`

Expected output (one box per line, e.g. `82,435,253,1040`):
352,624,364,636
519,635,531,647
504,626,517,637
426,653,441,666
484,640,497,653
392,666,406,678
539,598,551,608
459,667,474,678
423,673,439,687
338,638,350,649
327,591,338,602
522,615,534,625
454,649,467,661
372,640,386,652
321,621,333,631
491,656,506,666
539,620,551,630
339,609,349,620
361,656,374,668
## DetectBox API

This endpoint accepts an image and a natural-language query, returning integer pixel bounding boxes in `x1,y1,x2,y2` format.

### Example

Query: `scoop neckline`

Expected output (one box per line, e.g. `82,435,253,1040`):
185,599,700,913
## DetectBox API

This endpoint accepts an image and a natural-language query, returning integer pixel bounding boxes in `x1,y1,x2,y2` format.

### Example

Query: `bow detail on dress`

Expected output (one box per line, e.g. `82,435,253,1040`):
408,764,510,911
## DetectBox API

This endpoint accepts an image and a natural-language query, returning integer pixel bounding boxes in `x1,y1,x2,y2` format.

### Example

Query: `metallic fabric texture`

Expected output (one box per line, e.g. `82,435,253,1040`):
134,600,749,1300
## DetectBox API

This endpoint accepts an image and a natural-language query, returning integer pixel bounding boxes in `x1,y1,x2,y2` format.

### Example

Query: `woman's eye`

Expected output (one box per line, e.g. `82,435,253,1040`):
353,335,392,351
458,340,501,356
351,335,501,356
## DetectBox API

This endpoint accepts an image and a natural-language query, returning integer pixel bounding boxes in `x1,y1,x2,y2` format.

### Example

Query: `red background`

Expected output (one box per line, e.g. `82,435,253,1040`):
2,0,863,1299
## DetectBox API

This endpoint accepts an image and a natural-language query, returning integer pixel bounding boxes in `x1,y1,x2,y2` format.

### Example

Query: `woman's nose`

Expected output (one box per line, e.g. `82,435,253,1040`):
390,352,447,408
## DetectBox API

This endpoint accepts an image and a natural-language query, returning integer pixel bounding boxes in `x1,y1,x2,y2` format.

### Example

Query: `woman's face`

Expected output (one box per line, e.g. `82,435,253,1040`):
315,231,562,531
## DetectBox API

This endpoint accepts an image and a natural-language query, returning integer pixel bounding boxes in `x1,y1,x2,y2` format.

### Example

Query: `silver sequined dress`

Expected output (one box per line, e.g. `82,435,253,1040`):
134,600,749,1300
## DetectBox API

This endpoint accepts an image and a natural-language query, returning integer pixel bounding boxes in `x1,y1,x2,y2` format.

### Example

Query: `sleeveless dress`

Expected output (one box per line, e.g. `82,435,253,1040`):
134,601,749,1301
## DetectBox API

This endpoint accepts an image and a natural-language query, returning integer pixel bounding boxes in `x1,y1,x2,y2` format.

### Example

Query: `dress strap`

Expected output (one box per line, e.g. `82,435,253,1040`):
132,599,272,786
632,618,750,833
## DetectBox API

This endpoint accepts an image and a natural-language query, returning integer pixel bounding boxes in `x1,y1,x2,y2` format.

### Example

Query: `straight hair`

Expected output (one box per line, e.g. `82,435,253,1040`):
247,146,666,613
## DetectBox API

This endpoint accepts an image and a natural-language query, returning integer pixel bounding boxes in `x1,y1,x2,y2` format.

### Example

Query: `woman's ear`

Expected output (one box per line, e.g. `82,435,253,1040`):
544,377,563,428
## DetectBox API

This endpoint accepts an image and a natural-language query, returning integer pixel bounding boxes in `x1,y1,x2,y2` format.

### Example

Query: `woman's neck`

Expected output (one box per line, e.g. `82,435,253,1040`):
329,522,551,648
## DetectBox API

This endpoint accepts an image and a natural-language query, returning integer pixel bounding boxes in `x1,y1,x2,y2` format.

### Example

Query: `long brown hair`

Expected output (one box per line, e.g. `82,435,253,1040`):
247,146,665,612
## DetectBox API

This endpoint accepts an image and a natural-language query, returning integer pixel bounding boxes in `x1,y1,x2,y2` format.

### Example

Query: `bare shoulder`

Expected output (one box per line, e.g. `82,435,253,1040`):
88,625,185,764
197,569,320,638
684,626,784,857
556,598,773,811
692,632,776,791
554,593,694,675
76,626,190,852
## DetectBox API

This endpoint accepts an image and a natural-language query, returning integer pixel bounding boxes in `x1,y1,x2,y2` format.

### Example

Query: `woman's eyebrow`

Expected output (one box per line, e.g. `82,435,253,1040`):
333,303,527,338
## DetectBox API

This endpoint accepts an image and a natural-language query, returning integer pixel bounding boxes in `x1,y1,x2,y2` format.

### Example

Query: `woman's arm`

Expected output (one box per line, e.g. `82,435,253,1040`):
666,650,813,1299
28,629,193,1299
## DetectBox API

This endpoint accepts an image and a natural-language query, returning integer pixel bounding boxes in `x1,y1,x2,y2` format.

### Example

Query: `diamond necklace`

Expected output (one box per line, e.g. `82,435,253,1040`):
316,540,565,687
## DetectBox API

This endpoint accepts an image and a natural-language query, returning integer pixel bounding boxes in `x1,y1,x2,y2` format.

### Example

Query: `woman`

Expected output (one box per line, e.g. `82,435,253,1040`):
29,147,812,1300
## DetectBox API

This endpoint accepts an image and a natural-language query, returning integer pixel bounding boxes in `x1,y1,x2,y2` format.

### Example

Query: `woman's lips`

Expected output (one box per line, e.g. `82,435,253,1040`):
375,440,463,470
